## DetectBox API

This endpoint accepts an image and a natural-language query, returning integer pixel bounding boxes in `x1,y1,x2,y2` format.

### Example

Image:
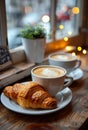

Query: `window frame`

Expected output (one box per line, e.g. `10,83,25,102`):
0,0,85,64
0,0,7,47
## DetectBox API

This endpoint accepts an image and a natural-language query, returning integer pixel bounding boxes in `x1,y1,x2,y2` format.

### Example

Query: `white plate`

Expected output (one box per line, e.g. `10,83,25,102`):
67,68,84,81
1,87,72,115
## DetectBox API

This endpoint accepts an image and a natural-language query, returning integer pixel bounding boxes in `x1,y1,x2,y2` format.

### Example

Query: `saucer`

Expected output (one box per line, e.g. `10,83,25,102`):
67,68,84,81
1,87,72,115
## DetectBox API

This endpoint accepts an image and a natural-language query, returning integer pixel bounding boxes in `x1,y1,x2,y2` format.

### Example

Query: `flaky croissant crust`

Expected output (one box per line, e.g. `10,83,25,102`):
3,81,57,109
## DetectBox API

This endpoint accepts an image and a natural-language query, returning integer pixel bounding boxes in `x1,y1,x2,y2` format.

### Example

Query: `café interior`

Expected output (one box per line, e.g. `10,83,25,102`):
0,0,88,130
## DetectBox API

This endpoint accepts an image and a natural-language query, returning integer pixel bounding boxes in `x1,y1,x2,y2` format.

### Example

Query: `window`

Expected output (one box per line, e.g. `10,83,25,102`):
2,0,82,49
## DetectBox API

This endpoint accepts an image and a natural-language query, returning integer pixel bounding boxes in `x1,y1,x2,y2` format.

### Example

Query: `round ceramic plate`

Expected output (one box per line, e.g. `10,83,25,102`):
1,87,72,115
68,68,84,81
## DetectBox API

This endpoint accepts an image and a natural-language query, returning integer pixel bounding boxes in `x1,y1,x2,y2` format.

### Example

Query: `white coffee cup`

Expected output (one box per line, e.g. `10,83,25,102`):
48,52,81,73
31,65,73,97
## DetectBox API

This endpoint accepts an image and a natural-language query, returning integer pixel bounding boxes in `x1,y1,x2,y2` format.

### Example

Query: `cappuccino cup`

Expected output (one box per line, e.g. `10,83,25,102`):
31,65,73,97
48,52,81,73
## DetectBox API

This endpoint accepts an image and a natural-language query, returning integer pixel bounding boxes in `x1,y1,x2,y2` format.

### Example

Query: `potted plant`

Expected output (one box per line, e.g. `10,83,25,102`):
20,24,46,63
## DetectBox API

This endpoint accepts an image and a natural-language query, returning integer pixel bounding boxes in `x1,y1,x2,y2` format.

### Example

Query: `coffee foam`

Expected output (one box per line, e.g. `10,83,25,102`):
42,68,60,77
51,54,76,61
33,67,65,78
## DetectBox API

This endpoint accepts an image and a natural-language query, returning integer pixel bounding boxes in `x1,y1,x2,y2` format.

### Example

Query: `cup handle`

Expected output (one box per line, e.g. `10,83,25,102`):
64,76,73,88
67,59,81,74
72,59,81,71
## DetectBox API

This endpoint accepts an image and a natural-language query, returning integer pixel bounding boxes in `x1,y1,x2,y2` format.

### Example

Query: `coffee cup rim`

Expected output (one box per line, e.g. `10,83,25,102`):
31,65,67,79
48,52,78,62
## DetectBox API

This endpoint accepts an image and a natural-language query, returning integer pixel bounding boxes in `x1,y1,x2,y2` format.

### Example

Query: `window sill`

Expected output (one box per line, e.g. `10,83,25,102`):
0,62,35,88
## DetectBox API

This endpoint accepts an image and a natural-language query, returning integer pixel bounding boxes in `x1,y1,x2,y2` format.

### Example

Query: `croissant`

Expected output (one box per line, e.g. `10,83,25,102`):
3,81,57,109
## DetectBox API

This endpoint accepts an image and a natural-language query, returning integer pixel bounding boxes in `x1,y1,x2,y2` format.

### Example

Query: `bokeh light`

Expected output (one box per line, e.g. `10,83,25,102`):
64,37,68,41
42,15,50,23
72,52,76,56
68,31,72,36
72,7,80,14
59,25,64,30
82,49,87,54
77,46,82,51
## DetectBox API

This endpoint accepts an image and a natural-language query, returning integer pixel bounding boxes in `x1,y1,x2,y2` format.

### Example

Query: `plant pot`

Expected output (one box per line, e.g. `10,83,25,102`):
22,38,45,63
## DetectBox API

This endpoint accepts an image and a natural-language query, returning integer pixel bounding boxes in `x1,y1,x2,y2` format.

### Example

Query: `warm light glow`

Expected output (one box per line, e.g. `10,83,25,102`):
77,46,82,51
77,55,81,59
42,15,50,23
82,49,87,54
72,52,76,56
72,7,80,14
65,46,76,52
64,37,68,41
68,31,72,36
59,25,64,30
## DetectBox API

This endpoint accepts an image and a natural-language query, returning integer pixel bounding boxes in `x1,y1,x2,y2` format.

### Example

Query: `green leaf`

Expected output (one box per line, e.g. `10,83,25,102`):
20,24,46,39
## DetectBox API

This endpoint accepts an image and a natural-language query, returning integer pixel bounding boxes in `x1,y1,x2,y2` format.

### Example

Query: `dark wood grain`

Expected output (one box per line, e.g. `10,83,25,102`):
0,54,88,130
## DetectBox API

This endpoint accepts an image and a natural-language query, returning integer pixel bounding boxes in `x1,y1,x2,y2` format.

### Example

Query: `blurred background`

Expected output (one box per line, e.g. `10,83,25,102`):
5,0,83,49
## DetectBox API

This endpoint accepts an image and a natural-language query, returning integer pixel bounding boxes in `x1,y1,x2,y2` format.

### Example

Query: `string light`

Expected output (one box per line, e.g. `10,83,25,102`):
65,46,76,52
65,45,87,56
77,46,82,51
64,37,68,41
64,45,88,61
82,49,87,54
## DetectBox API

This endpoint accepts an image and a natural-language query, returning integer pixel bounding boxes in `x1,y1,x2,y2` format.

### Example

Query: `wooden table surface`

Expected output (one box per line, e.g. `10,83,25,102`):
0,53,88,130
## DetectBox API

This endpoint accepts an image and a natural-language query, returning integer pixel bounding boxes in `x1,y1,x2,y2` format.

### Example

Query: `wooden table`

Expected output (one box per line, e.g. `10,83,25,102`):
0,54,88,130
